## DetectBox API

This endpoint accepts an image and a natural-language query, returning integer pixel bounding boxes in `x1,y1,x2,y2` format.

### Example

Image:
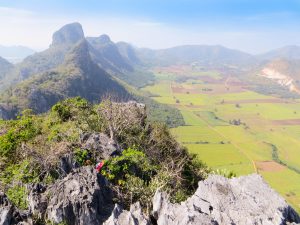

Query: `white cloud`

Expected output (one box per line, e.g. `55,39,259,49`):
0,7,33,16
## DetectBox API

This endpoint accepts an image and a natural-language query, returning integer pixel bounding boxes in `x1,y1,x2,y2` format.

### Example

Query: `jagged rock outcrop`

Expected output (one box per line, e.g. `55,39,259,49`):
27,166,114,225
0,193,30,225
104,174,300,225
152,191,216,225
151,174,300,225
103,203,150,225
2,172,300,225
45,167,114,224
59,153,80,176
80,133,121,160
0,192,15,225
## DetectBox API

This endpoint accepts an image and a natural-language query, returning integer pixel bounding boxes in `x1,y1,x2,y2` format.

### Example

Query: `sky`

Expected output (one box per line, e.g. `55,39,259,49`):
0,0,300,54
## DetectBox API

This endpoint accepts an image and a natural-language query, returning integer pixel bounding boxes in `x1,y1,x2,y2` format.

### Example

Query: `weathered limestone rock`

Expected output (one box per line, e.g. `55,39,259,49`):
0,193,29,225
103,203,150,225
27,183,47,218
152,191,217,225
45,166,114,225
81,132,121,160
152,174,300,225
0,193,13,225
59,152,80,175
3,171,300,225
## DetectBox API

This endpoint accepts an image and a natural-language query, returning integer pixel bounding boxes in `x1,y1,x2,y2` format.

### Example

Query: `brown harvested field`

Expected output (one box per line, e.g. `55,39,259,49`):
256,161,285,172
154,65,191,75
199,76,222,83
225,76,245,86
272,119,300,126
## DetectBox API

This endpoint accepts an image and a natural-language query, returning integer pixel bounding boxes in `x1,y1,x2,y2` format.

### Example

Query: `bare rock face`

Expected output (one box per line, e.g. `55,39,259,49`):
2,171,300,225
0,193,14,225
152,191,217,225
103,203,150,225
152,174,300,225
51,22,84,47
80,132,121,160
42,166,114,225
27,183,47,218
0,193,30,225
59,153,80,176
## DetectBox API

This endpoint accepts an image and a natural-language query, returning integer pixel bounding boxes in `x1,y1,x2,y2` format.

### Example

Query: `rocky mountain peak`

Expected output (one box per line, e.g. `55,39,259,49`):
98,34,112,43
51,22,85,47
86,34,112,47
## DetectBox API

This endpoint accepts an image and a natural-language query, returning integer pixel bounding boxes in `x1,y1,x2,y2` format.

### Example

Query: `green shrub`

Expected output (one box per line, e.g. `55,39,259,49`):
51,97,91,122
6,186,28,210
0,113,39,159
212,169,236,178
0,130,17,157
51,103,72,122
74,149,90,166
101,148,156,185
0,160,40,185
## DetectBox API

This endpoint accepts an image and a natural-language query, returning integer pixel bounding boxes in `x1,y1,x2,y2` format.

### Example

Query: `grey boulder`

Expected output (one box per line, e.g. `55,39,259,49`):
152,174,300,225
81,132,120,160
44,166,114,225
103,203,150,225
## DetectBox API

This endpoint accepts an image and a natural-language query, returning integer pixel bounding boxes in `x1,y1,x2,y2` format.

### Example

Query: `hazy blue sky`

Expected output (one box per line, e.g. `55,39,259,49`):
0,0,300,53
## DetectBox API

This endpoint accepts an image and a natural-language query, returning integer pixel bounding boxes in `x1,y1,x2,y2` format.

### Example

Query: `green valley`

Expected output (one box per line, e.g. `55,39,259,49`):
142,65,300,212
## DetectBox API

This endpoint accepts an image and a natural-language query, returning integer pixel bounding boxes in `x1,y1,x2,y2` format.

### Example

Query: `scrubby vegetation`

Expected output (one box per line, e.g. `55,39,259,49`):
0,97,209,210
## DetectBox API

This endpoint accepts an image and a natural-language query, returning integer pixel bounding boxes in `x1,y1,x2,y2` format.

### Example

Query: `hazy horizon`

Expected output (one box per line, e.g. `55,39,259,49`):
1,0,300,54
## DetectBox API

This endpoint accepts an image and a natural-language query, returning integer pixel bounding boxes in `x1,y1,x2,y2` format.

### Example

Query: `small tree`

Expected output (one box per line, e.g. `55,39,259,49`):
97,99,146,142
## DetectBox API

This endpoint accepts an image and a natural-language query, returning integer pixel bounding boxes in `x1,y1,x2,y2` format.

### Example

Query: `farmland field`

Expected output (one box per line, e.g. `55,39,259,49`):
142,65,300,212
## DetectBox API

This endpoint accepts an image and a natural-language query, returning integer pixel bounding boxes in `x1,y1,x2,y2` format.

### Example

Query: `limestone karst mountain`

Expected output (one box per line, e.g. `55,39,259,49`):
0,40,130,118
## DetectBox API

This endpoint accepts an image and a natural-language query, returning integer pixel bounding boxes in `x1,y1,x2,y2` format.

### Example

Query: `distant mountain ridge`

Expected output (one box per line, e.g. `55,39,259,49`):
136,45,258,68
258,45,300,61
87,35,134,74
2,22,300,118
0,45,35,63
0,56,13,79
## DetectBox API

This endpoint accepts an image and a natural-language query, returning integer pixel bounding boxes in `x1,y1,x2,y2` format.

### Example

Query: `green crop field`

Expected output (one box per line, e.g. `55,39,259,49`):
142,65,300,212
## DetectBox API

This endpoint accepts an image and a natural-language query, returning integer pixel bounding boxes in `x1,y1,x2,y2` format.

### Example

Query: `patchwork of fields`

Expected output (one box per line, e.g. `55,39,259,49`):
142,66,300,212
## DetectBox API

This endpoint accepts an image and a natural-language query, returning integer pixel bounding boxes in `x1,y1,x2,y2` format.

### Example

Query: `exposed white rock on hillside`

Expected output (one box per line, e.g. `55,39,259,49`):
260,67,300,93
